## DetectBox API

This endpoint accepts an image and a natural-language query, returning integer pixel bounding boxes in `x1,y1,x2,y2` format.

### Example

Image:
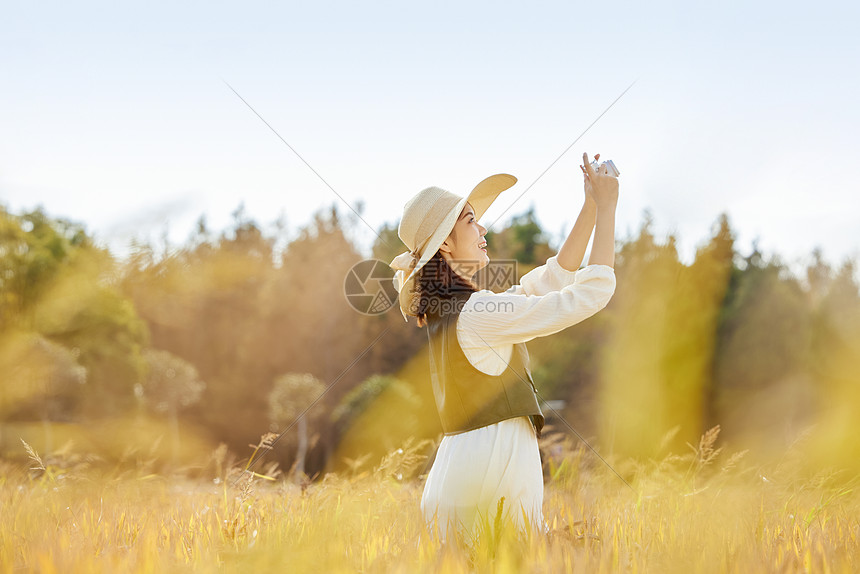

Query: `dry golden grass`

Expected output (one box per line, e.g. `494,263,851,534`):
1,428,858,573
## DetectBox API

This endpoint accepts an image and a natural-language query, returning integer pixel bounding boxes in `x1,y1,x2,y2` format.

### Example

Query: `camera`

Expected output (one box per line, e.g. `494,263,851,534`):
590,159,620,177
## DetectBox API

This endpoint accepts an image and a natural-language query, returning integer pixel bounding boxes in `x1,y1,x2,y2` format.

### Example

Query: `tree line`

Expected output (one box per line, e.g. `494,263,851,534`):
1,200,858,478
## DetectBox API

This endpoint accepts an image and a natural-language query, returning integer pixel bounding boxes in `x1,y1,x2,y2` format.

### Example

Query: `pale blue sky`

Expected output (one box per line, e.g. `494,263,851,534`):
2,0,858,277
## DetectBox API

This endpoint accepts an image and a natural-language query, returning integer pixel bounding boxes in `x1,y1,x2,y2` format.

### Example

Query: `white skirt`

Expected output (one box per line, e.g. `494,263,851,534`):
420,415,548,543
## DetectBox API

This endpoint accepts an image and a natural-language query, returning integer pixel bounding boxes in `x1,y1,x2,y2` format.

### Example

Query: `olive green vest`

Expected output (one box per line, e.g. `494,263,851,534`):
426,291,544,439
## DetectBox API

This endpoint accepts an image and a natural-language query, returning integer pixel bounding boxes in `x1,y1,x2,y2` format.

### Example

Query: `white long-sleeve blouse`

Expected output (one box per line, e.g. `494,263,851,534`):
420,256,616,543
457,256,617,376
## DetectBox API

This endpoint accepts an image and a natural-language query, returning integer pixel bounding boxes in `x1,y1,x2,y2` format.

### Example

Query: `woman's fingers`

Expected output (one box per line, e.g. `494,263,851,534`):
583,171,594,199
582,151,619,206
582,152,596,178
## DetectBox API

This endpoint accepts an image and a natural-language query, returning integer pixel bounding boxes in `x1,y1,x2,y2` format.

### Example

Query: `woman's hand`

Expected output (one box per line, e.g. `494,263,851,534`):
582,153,598,208
581,152,619,208
582,152,618,268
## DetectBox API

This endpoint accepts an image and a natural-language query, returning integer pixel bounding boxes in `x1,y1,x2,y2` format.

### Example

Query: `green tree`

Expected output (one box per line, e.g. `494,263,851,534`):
597,212,735,457
711,241,812,453
0,205,148,420
268,373,325,480
1,205,89,329
483,206,554,267
139,348,206,461
119,205,279,458
805,259,860,469
0,332,86,450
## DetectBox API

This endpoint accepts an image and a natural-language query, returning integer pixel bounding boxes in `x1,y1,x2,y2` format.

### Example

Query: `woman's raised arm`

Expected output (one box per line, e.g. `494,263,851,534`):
583,152,619,268
556,195,597,272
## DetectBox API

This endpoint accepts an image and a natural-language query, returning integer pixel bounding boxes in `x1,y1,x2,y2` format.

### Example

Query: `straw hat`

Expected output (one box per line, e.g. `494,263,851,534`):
388,174,517,322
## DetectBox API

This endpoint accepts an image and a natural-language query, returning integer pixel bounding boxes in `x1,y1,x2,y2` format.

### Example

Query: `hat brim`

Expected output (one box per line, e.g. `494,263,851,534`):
397,173,516,318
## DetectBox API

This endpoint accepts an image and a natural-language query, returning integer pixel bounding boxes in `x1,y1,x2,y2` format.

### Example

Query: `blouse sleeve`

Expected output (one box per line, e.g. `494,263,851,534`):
504,255,585,296
458,263,616,347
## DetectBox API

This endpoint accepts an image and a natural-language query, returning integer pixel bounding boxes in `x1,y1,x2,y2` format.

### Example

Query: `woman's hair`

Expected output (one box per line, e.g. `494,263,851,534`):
415,251,478,328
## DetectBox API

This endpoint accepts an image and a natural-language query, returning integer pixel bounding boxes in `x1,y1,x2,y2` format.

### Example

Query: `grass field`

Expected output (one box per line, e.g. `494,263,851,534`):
1,427,858,573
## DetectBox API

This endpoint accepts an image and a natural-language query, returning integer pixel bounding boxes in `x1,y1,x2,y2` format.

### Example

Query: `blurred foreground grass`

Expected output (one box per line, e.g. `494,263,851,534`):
1,427,858,574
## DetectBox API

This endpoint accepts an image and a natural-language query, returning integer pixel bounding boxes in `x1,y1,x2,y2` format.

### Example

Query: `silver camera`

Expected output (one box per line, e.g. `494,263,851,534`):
590,159,620,177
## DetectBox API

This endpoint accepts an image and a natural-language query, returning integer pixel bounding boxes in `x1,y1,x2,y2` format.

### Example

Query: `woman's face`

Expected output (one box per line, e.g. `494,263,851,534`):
439,202,489,278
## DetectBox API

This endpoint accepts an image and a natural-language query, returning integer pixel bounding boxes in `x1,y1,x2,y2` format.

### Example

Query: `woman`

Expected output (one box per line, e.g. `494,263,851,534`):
389,152,619,545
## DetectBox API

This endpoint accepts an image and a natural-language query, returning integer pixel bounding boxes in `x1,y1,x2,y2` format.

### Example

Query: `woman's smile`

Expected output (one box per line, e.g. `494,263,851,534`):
438,202,492,279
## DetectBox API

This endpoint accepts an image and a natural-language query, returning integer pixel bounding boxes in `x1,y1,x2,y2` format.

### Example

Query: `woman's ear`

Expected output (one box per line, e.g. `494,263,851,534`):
438,236,454,255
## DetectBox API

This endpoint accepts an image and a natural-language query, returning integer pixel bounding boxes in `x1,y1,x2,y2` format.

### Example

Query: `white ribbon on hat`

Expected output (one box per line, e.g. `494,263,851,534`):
390,250,419,290
389,250,421,321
